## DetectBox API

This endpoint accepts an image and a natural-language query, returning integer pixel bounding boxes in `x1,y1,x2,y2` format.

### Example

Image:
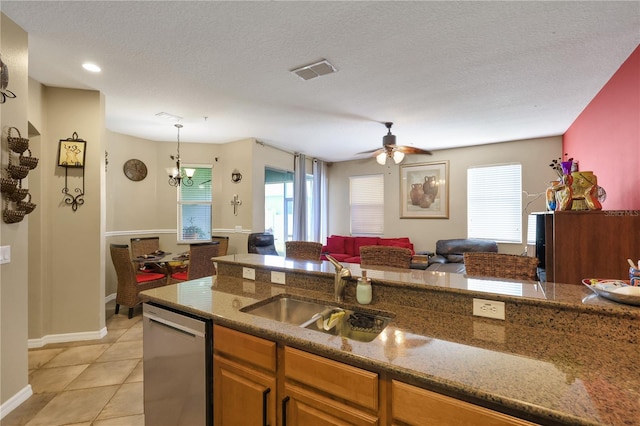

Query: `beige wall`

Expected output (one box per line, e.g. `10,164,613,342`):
328,136,562,255
1,12,30,408
27,85,106,341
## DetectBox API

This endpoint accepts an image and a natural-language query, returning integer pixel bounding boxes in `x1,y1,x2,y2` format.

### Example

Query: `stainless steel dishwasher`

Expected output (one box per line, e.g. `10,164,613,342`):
143,302,212,426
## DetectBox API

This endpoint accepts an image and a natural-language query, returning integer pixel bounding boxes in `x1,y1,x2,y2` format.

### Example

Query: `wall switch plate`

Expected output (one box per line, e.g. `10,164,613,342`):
0,246,10,264
473,298,505,320
271,271,286,285
242,267,255,280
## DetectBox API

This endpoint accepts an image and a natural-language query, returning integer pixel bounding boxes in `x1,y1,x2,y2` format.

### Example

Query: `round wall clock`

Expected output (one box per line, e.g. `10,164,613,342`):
123,159,147,181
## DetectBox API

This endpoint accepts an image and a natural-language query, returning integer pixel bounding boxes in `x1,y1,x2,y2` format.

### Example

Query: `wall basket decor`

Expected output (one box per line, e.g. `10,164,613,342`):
58,132,86,212
2,127,37,223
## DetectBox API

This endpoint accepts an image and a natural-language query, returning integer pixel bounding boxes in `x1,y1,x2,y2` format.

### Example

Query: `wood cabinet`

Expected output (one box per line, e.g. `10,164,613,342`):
282,346,379,425
214,326,536,426
534,211,640,284
391,380,535,426
213,325,277,426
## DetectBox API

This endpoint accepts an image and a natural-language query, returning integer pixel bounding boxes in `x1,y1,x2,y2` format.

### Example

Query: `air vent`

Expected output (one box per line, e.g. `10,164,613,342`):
155,112,183,121
291,59,337,81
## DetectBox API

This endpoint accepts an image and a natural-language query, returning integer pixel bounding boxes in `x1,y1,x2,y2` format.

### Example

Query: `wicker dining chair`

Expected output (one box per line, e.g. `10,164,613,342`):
110,244,167,318
211,235,229,256
285,241,323,261
171,242,220,282
359,245,413,269
130,236,160,258
130,236,167,274
463,252,539,281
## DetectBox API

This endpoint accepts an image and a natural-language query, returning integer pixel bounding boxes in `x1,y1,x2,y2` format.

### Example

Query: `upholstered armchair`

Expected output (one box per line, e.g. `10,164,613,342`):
425,238,498,273
247,232,278,255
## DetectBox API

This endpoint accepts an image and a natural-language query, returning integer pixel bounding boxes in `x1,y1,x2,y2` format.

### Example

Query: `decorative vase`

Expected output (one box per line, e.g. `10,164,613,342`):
570,171,602,211
409,184,424,205
560,161,573,176
422,176,438,200
554,174,573,211
545,180,560,211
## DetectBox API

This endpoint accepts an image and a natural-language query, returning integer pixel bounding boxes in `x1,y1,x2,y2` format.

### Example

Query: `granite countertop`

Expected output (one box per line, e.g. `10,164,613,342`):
140,255,640,426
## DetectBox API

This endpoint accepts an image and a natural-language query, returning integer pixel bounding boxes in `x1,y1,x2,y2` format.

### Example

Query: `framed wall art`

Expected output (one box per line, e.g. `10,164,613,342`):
400,160,449,219
58,133,86,168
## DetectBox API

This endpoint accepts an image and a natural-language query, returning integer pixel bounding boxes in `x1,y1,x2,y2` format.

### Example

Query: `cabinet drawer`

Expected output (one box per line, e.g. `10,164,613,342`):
392,380,535,426
284,346,378,411
213,325,276,372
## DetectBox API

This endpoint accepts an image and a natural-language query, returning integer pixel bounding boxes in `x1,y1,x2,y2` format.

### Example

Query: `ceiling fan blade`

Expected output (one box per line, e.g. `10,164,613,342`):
396,146,433,155
356,147,389,156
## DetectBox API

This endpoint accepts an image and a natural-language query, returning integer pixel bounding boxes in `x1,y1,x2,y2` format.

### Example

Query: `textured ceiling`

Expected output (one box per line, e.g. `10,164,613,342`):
2,1,639,162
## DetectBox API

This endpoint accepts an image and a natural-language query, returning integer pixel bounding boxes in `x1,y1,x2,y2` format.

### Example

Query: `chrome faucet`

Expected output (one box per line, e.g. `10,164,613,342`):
325,255,351,302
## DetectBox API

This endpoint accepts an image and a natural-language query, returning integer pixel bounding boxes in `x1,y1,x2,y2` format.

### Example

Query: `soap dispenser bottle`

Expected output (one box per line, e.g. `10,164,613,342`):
356,270,372,305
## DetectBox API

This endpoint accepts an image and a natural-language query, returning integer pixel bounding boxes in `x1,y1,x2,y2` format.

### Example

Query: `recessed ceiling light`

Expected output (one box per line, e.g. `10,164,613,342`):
82,63,101,73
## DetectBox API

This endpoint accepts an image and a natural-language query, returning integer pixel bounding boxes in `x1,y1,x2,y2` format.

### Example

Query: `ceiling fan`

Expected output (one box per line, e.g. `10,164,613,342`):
360,122,432,165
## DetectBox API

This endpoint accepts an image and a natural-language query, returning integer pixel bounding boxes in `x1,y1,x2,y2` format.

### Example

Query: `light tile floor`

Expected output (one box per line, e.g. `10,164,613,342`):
3,303,145,426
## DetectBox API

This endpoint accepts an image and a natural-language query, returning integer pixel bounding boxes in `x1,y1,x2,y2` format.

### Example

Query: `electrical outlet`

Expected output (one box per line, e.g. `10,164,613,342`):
242,267,255,280
473,298,505,320
271,271,286,284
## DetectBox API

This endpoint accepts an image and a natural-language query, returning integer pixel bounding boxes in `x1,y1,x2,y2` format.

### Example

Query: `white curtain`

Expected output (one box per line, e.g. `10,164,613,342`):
312,159,328,243
292,154,307,240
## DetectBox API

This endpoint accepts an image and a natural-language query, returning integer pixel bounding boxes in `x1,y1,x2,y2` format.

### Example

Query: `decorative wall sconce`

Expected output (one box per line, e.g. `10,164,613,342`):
231,169,242,183
57,132,86,212
167,123,195,187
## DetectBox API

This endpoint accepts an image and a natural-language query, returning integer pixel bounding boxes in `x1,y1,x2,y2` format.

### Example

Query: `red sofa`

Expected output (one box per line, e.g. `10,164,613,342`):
321,235,414,264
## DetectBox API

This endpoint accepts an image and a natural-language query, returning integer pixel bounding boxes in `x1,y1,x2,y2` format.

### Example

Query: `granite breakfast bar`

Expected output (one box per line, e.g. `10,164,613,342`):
140,254,640,426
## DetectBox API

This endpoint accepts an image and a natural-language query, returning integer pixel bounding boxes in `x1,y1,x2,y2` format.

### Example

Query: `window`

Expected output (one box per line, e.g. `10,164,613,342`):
467,164,522,243
265,168,294,254
178,165,212,243
350,174,384,235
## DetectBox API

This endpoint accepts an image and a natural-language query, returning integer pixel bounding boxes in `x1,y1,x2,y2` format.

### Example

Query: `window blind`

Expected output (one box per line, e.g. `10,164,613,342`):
467,164,522,243
350,174,384,236
178,165,212,242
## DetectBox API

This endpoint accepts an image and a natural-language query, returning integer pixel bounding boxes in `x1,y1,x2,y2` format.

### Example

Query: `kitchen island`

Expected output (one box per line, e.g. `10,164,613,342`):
141,254,640,426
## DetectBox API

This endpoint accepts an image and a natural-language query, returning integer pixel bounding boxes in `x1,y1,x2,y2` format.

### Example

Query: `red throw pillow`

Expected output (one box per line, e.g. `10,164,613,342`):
354,237,380,254
326,236,345,254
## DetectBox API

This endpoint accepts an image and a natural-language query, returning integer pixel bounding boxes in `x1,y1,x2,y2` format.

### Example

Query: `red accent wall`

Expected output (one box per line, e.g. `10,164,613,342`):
563,45,640,210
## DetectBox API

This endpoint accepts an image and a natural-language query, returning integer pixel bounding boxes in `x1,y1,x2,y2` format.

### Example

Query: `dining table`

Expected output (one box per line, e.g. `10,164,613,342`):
134,251,188,275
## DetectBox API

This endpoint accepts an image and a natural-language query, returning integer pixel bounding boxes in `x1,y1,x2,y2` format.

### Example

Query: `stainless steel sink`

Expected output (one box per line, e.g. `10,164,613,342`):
241,296,338,326
241,295,392,342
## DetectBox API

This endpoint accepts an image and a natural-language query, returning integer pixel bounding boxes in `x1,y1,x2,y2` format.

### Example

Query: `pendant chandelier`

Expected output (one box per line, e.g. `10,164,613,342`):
166,123,195,187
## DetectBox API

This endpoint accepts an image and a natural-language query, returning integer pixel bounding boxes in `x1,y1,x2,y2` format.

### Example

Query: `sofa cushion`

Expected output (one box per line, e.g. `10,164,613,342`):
354,237,379,255
343,237,356,256
326,236,346,254
380,239,415,254
344,256,361,264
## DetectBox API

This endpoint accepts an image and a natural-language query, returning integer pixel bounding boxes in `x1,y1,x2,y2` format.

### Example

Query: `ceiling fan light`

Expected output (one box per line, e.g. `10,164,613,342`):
376,152,388,165
393,151,405,164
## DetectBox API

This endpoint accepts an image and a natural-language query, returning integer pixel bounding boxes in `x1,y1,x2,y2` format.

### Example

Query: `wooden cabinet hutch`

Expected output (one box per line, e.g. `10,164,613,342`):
533,210,640,284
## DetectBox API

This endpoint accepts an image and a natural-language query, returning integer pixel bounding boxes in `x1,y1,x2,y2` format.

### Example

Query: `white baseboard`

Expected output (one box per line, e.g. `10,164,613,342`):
28,327,107,349
0,385,33,420
105,293,116,303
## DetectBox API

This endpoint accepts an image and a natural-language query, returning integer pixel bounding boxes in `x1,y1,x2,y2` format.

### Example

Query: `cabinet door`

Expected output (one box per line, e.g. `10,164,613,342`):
283,383,378,426
214,355,276,426
391,380,535,426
